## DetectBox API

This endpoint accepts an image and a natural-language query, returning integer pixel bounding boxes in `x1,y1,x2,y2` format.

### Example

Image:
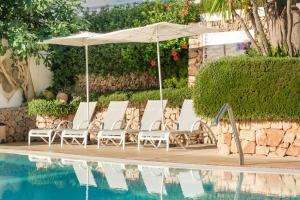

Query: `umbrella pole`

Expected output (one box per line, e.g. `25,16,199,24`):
156,27,164,125
85,45,90,125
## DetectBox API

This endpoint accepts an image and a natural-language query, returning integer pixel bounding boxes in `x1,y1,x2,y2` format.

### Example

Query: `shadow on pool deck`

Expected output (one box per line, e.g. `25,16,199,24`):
0,142,300,170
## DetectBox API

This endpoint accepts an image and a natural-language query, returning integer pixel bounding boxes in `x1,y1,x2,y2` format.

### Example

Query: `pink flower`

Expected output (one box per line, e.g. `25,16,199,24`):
173,55,179,61
171,50,177,57
181,43,187,49
150,59,156,67
181,9,188,16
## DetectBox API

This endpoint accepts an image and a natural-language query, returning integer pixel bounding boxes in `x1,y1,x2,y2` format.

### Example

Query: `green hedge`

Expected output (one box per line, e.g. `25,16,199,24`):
130,88,192,107
193,56,300,121
28,100,75,116
28,88,192,116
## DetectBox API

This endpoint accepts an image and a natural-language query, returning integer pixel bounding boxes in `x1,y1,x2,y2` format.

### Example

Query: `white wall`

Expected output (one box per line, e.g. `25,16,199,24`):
0,58,53,109
202,7,265,22
0,88,23,109
29,58,53,96
202,31,252,62
81,0,144,10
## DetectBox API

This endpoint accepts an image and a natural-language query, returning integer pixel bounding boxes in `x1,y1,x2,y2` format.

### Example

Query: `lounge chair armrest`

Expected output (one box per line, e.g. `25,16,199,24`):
57,120,72,129
125,120,133,130
98,122,104,130
163,120,178,130
149,120,162,131
110,120,123,130
190,120,203,133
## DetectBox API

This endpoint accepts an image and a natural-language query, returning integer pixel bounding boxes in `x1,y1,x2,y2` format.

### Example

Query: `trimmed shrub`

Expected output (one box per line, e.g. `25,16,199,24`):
28,100,74,117
130,88,192,107
98,92,131,108
28,88,193,116
193,56,300,120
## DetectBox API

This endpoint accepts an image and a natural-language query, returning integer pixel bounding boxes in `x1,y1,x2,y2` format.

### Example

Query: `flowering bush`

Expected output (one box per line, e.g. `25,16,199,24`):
49,0,201,92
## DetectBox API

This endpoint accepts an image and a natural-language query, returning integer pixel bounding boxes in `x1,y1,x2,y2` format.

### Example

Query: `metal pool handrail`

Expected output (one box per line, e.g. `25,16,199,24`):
211,103,244,165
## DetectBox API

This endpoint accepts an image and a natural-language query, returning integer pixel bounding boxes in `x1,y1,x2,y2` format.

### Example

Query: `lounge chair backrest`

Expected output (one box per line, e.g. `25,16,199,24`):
178,170,204,198
139,166,167,195
178,100,200,131
140,100,167,131
101,163,128,190
103,101,129,130
73,162,97,187
73,102,97,129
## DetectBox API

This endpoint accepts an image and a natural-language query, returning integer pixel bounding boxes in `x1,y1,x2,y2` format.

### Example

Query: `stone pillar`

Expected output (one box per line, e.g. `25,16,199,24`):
188,35,203,86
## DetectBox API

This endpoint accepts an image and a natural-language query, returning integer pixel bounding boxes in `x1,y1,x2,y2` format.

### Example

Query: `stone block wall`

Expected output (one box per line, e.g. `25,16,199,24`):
75,72,158,94
0,107,35,142
2,106,300,158
217,121,300,157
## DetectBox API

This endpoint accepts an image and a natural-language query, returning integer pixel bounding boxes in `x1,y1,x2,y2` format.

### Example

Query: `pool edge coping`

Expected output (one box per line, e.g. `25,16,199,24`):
1,148,300,175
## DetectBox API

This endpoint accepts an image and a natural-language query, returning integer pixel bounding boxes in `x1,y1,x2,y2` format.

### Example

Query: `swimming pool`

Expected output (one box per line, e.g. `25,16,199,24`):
0,153,299,200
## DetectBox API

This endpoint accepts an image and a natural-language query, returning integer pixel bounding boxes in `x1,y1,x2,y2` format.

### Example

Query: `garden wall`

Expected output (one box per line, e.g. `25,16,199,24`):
34,107,300,157
74,72,158,94
215,121,300,157
0,107,35,142
1,108,299,158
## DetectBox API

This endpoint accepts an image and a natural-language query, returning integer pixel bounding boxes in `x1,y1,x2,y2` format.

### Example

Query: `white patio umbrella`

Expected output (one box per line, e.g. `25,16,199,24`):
88,22,218,122
40,32,107,123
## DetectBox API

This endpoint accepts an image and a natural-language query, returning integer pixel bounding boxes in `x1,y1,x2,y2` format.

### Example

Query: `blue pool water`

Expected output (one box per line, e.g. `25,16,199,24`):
0,153,299,200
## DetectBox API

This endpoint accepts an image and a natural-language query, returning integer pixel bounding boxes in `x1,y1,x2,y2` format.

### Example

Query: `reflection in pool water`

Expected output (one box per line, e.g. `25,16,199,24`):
0,153,299,200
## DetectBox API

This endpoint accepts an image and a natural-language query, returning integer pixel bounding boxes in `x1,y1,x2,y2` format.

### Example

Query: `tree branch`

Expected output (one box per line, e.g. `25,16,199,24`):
250,0,271,55
229,2,261,53
287,0,293,56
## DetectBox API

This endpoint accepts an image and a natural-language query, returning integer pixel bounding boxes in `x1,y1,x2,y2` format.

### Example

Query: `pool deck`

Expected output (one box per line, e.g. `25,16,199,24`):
1,142,300,171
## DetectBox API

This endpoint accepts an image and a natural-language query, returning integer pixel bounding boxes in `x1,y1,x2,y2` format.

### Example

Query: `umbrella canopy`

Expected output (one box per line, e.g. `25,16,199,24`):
88,22,218,123
41,32,106,123
41,31,103,46
88,22,217,44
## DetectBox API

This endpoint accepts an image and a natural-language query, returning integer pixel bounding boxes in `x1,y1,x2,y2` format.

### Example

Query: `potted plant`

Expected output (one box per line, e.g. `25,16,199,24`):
0,123,6,143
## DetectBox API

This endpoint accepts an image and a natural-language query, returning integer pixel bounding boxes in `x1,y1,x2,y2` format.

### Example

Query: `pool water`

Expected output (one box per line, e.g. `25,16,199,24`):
0,153,299,200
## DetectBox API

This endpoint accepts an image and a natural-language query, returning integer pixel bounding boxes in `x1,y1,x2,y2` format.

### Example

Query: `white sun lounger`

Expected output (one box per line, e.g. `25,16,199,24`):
98,162,128,191
138,165,168,195
60,102,97,148
166,99,216,147
28,102,97,147
97,101,129,150
61,159,96,187
137,100,169,151
177,170,205,198
139,99,215,150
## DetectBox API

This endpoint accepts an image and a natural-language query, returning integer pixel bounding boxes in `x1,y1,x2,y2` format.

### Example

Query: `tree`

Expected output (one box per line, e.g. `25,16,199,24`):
0,0,87,100
201,0,300,56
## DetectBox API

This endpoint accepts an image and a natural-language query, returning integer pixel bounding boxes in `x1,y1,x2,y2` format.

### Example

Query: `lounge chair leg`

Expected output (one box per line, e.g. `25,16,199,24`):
84,136,87,148
122,138,125,150
48,135,51,147
166,139,169,151
137,137,140,151
97,137,100,149
28,135,31,146
61,136,63,148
